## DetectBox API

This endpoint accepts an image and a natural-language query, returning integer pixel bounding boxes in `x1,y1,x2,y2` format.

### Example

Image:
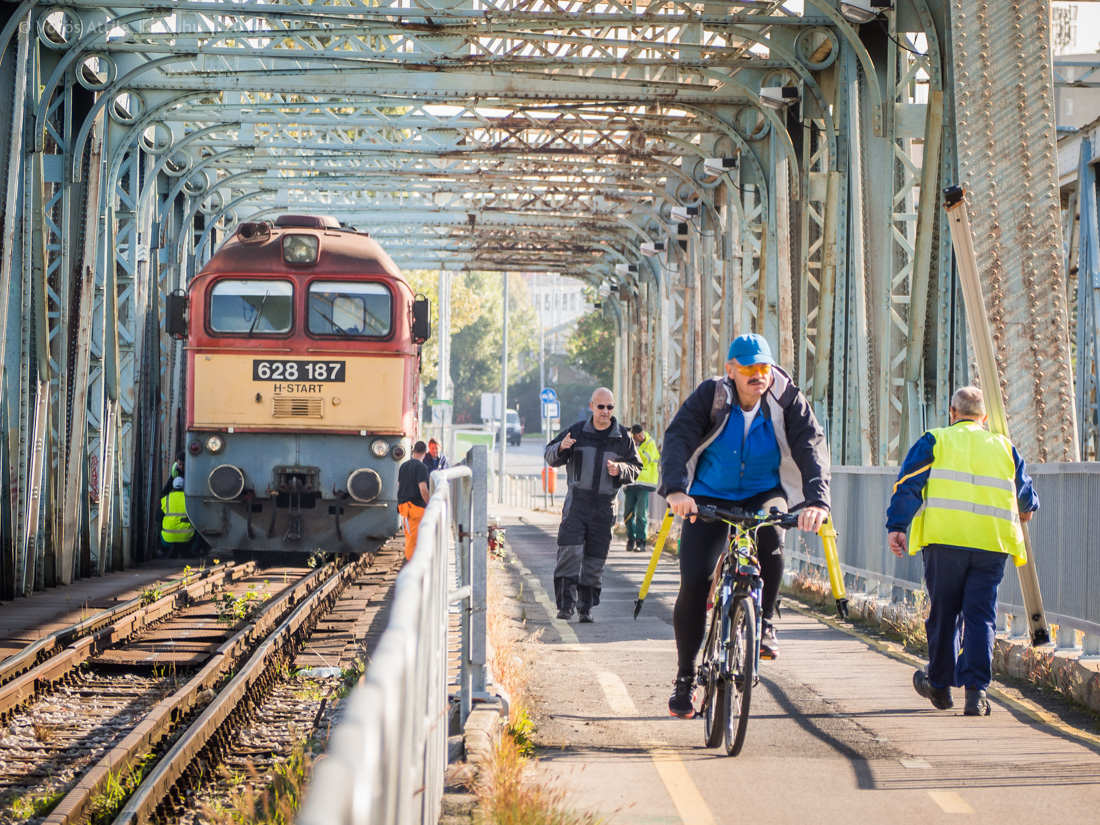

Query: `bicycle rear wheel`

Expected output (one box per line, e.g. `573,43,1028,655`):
700,609,728,748
724,596,755,756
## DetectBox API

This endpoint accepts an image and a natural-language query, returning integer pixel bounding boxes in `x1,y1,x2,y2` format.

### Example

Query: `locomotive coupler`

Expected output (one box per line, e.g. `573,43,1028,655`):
285,476,303,542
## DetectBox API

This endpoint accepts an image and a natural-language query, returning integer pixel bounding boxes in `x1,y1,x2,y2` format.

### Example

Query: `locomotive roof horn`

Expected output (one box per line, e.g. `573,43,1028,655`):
236,221,272,242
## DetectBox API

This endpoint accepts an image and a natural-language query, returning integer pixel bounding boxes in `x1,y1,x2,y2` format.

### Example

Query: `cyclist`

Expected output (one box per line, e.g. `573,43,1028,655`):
661,333,831,718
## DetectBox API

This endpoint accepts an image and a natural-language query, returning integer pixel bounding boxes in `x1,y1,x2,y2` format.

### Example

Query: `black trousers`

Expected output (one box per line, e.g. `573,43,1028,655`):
672,488,787,678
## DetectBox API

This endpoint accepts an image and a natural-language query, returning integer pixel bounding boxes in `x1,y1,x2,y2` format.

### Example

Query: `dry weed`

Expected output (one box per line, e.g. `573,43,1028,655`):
479,545,601,825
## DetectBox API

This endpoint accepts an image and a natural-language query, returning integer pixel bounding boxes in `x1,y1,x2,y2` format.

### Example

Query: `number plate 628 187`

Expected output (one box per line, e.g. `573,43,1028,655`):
252,360,346,382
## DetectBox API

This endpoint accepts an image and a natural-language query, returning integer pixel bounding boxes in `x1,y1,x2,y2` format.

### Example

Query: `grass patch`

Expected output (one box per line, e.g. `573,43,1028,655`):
200,740,314,825
477,735,600,825
216,581,272,626
6,789,65,819
87,755,155,825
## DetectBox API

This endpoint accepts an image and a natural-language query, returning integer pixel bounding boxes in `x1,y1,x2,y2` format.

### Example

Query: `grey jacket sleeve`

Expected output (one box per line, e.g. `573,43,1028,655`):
544,420,583,467
611,433,644,488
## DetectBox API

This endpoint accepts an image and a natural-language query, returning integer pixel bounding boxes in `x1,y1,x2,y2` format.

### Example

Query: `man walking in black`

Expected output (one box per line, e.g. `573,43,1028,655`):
544,387,642,622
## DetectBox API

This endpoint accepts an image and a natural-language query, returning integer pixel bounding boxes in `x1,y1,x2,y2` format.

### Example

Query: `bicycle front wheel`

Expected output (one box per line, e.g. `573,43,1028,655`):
700,609,728,748
724,596,755,756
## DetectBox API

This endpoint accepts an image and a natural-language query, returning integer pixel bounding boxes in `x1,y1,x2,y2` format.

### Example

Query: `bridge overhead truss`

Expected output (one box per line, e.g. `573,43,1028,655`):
0,0,1088,594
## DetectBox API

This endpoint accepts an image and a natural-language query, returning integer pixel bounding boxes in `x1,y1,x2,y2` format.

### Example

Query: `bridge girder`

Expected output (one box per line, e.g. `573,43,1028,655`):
0,0,1085,599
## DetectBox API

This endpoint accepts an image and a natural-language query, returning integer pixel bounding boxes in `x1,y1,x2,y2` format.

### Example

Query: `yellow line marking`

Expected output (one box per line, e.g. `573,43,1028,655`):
927,791,975,814
647,747,718,825
593,673,716,825
596,671,637,716
511,539,714,825
786,601,1100,748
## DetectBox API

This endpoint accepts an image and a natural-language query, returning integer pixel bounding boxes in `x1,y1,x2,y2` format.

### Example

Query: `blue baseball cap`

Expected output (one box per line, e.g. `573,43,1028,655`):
727,333,775,366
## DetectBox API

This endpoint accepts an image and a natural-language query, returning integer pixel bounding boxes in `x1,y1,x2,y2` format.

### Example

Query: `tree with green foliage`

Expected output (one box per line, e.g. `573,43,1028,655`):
566,309,615,388
404,270,540,423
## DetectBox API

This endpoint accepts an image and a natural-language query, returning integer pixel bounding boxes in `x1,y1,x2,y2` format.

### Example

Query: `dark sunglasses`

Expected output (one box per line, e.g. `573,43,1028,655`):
595,404,614,410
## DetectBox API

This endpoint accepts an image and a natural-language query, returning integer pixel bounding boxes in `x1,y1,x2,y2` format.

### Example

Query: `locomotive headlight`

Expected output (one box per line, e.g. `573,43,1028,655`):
282,234,319,265
206,435,226,454
370,439,389,458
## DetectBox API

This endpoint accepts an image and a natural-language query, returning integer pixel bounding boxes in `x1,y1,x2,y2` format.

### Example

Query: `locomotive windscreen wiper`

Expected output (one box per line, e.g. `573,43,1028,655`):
247,291,270,337
311,303,352,336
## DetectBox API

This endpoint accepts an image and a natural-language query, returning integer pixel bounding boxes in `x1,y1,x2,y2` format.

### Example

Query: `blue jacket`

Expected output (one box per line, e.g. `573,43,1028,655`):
659,367,831,510
885,421,1039,534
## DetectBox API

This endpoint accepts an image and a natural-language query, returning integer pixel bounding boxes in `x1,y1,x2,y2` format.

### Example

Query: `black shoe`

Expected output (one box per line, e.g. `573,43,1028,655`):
668,676,696,718
556,607,573,620
964,688,991,716
913,669,954,710
578,610,594,623
626,540,635,554
761,621,779,660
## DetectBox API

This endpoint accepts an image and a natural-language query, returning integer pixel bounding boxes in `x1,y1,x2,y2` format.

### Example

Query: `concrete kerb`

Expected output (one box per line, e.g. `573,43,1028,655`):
994,638,1100,715
462,694,508,766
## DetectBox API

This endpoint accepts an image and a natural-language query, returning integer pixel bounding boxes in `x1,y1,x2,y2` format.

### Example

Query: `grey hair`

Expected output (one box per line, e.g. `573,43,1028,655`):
951,386,985,418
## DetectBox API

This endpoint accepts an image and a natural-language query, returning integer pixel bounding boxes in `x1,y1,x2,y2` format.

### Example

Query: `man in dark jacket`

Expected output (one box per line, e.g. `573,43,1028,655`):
661,333,831,718
544,387,642,622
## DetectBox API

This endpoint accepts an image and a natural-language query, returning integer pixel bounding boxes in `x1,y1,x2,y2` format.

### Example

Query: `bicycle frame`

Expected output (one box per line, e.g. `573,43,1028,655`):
709,527,764,682
697,505,799,756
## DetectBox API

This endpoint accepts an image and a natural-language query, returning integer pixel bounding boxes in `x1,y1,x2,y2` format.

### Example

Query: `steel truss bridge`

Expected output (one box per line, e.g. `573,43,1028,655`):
0,0,1096,596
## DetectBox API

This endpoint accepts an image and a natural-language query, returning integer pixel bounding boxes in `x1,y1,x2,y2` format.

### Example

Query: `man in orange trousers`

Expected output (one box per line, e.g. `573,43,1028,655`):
397,441,431,560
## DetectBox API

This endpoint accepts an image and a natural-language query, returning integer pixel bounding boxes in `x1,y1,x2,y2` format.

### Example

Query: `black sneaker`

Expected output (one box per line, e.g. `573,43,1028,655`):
578,610,594,623
668,676,696,718
556,607,573,620
626,540,635,554
913,669,954,710
761,621,779,660
963,688,991,716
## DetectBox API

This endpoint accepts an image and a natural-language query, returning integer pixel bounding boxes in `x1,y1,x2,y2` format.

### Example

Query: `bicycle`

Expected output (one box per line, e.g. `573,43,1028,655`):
694,504,800,756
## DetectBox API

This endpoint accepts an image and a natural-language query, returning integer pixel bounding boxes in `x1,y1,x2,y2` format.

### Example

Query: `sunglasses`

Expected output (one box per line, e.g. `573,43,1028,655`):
733,362,772,377
594,404,614,410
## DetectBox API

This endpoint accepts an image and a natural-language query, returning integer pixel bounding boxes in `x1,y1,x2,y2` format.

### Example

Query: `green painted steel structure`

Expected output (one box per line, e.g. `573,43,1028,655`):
0,1,1092,595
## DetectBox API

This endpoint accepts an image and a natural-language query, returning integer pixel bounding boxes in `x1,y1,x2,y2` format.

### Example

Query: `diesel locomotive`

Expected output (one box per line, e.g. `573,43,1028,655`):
166,215,430,554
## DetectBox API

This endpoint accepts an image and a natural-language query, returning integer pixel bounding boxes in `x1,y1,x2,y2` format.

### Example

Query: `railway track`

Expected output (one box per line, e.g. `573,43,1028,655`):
0,546,402,824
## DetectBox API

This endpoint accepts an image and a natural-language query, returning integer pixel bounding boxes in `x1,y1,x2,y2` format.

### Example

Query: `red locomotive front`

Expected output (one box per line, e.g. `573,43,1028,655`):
175,215,429,554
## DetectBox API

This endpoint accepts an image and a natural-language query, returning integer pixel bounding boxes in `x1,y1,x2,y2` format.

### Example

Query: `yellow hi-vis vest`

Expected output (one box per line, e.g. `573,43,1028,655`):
908,421,1026,566
160,490,195,543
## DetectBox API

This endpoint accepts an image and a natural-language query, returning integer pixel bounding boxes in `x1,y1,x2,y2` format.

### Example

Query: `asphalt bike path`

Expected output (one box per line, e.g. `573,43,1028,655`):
492,504,1100,825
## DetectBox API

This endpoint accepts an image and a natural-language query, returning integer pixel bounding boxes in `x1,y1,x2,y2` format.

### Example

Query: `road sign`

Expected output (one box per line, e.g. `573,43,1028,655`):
539,387,557,404
542,401,560,420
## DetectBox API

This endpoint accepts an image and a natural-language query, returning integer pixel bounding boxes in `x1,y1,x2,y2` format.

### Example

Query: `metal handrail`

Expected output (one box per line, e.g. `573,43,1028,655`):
299,445,488,825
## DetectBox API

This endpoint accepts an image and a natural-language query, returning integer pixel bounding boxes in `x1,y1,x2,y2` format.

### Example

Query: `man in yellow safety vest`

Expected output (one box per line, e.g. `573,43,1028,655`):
160,476,197,558
886,386,1039,717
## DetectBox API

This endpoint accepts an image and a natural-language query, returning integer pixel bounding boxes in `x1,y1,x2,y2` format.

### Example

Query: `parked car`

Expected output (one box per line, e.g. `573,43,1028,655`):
506,409,523,446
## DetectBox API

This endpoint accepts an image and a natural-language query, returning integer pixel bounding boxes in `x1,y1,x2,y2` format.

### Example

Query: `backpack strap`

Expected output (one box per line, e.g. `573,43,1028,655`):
710,376,730,426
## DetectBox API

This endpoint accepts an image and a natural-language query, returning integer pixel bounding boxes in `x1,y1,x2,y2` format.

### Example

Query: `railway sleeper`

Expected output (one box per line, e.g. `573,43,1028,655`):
105,556,372,825
37,561,352,825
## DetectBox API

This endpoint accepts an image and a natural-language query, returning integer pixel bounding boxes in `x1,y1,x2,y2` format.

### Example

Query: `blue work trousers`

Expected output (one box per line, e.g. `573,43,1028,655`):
922,545,1007,692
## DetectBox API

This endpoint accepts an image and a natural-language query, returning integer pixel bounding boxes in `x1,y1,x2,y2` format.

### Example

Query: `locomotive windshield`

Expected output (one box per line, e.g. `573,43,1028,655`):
308,281,392,337
209,279,293,334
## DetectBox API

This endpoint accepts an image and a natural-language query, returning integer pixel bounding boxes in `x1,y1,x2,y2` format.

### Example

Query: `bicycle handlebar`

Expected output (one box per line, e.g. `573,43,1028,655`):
694,504,801,530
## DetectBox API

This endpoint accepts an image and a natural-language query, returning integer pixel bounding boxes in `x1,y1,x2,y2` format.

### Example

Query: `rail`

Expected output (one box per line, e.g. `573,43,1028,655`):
500,472,541,509
300,445,489,825
790,463,1100,655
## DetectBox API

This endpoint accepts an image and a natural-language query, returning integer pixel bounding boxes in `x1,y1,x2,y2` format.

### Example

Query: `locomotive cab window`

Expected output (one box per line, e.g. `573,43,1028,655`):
209,279,293,334
308,281,392,337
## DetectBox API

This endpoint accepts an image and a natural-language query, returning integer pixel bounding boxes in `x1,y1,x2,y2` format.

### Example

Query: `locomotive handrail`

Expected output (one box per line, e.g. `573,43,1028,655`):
300,445,489,825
